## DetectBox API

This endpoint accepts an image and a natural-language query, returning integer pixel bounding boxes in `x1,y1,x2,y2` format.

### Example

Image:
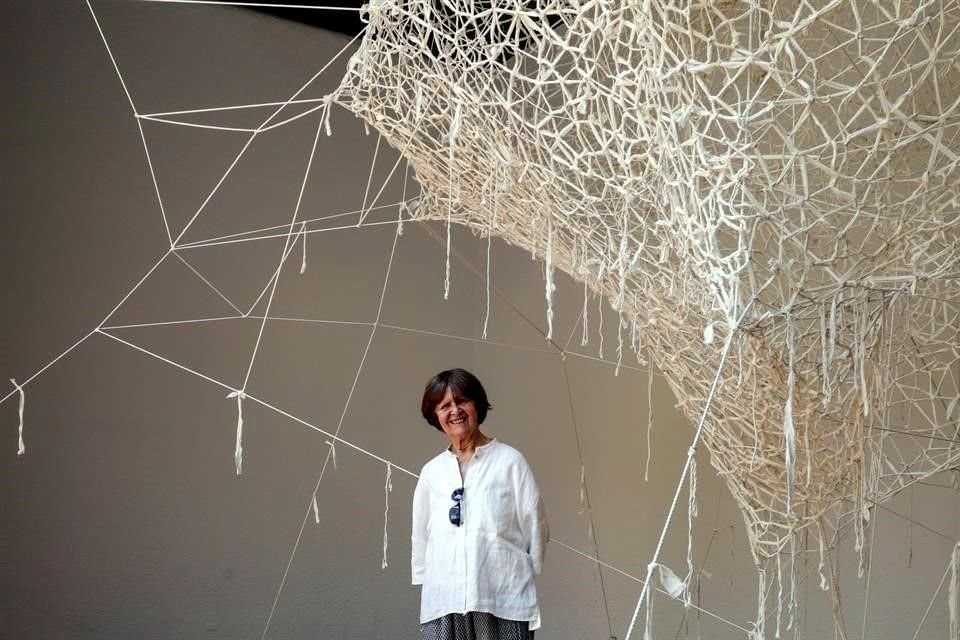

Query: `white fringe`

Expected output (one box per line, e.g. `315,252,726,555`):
685,455,698,608
645,360,654,482
950,541,959,640
300,224,308,274
11,378,25,456
783,322,796,516
545,219,555,341
227,390,245,476
325,440,338,470
381,462,393,569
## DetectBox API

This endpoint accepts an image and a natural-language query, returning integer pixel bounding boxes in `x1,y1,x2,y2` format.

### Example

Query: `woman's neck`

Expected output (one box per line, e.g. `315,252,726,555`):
450,431,490,458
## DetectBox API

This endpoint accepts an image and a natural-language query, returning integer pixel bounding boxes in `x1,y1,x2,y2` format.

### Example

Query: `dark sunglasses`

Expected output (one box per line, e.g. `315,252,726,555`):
449,487,464,526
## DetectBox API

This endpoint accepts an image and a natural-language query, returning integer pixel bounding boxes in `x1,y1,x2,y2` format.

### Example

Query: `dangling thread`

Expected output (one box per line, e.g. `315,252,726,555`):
578,464,587,514
11,378,25,456
597,292,605,359
300,223,308,274
615,314,623,377
227,390,245,476
381,461,393,569
643,562,654,640
752,569,766,640
311,493,320,524
775,552,783,638
783,320,797,515
817,524,830,591
685,455,698,608
645,360,653,482
545,219,555,341
949,541,959,640
324,440,338,470
581,279,590,347
321,96,333,136
482,232,492,339
444,105,462,301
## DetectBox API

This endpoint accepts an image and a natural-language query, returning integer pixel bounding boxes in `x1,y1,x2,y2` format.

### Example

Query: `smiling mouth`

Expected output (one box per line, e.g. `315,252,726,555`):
450,416,467,425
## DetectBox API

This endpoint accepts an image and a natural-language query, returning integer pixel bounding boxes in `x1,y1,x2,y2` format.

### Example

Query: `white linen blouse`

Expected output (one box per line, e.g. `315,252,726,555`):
411,438,549,629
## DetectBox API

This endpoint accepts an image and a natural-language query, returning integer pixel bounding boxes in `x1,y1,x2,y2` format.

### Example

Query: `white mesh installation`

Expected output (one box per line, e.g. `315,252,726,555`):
332,0,960,568
4,1,960,639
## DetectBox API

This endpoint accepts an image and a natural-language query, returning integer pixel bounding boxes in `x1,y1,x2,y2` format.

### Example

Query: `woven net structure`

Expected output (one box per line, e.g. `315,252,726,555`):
332,0,960,582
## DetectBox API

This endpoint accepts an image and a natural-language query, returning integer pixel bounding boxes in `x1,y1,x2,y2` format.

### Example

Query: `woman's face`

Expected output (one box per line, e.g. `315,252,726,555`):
434,386,479,442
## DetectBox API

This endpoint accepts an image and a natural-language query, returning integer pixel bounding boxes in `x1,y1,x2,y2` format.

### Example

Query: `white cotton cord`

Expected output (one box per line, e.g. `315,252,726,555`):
227,390,245,475
381,461,393,569
545,219,555,341
482,232,492,339
580,280,589,347
783,321,797,516
300,224,308,274
817,524,830,591
775,553,783,639
950,541,959,640
645,359,654,482
443,106,461,302
615,314,623,377
444,218,452,300
623,304,753,640
578,464,587,514
597,291,604,359
643,563,654,640
788,535,797,631
685,455,698,607
11,379,25,456
321,96,333,137
311,493,320,524
752,569,766,640
324,440,337,470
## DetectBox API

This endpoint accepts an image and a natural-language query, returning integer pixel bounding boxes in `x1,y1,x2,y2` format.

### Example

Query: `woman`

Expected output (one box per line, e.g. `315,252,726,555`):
413,368,549,640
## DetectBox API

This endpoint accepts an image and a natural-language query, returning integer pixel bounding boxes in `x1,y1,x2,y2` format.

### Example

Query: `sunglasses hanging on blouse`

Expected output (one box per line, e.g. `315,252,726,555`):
449,487,464,526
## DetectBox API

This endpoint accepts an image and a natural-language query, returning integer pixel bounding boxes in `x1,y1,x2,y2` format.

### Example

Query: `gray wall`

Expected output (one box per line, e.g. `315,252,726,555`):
2,2,958,639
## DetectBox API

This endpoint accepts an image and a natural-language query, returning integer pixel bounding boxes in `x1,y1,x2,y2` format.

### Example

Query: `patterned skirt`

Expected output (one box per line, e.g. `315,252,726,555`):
421,612,534,640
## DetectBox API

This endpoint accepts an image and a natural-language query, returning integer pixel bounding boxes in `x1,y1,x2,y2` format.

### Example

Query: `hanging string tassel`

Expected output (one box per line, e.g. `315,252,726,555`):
949,541,959,640
752,568,766,640
783,322,797,516
482,232,492,339
11,379,25,456
597,290,605,359
787,535,797,631
817,526,830,591
643,563,655,640
615,315,624,377
645,360,654,482
381,462,393,569
775,552,783,639
227,390,245,476
545,220,555,341
321,95,333,137
300,224,308,274
325,440,338,470
443,105,462,301
580,280,590,347
685,455,698,608
578,464,587,514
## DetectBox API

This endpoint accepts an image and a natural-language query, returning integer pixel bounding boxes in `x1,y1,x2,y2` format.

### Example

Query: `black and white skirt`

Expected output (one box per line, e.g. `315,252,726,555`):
421,612,534,640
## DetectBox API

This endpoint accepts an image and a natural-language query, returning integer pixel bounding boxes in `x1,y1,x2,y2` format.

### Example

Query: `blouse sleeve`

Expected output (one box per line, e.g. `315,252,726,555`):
411,474,429,585
518,458,549,575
